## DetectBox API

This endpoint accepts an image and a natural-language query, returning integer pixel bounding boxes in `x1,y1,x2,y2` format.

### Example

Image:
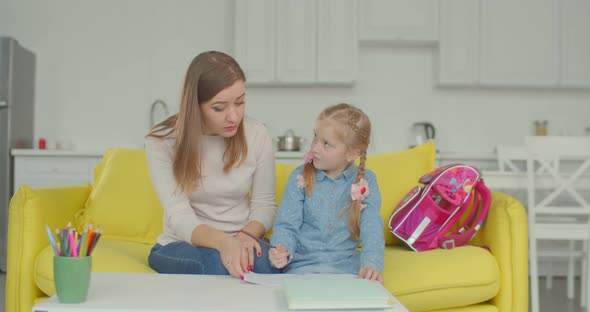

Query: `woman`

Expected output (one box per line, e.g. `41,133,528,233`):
145,51,277,279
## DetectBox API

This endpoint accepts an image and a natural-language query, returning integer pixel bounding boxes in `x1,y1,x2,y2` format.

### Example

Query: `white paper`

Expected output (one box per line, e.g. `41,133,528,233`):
243,273,408,311
243,272,357,286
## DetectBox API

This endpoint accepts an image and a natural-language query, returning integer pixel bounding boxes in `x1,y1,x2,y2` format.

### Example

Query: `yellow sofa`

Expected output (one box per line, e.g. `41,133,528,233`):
6,143,528,312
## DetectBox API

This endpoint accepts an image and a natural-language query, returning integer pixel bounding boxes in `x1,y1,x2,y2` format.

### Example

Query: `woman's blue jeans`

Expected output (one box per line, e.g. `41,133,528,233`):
148,241,279,274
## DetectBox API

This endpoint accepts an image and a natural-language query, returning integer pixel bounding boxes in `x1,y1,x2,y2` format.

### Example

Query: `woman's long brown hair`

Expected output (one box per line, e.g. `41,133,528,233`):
303,103,371,241
146,51,247,194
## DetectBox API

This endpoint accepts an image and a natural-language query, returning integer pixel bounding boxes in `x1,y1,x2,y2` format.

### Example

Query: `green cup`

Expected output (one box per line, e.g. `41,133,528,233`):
53,256,92,303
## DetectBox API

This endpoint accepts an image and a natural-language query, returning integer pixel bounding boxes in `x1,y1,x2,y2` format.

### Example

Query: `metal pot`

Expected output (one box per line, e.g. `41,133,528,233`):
276,129,305,151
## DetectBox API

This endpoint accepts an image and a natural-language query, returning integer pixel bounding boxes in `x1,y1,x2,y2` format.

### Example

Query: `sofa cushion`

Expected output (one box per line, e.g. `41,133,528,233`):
275,163,299,206
264,163,299,239
365,142,436,245
77,149,163,244
383,245,499,312
34,238,154,296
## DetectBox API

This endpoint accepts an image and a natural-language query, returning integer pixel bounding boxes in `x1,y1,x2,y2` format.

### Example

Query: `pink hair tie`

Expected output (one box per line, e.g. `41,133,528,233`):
351,178,370,211
303,151,314,164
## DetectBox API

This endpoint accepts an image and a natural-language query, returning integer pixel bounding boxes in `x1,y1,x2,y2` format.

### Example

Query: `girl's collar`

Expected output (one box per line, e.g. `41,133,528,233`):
314,163,358,181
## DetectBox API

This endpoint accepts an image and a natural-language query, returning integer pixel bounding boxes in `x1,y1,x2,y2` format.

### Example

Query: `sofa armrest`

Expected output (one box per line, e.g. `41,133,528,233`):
471,191,528,312
6,184,91,312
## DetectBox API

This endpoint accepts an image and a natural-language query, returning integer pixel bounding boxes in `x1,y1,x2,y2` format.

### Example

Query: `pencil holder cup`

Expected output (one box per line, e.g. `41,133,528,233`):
53,256,92,303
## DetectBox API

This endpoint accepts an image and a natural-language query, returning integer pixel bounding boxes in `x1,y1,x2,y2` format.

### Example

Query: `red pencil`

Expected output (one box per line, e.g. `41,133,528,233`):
88,229,102,256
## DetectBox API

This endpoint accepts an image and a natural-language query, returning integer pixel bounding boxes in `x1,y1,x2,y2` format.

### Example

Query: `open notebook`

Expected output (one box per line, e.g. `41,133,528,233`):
283,277,394,310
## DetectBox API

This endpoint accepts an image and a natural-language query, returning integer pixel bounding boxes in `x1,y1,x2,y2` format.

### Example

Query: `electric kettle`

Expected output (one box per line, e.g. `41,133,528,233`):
411,122,436,146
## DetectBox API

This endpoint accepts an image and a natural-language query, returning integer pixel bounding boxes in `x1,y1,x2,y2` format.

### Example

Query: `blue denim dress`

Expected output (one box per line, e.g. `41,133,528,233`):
270,164,384,274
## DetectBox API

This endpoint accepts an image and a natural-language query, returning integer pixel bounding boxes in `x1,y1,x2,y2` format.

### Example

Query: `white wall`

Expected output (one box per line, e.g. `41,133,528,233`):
3,0,234,150
0,1,7,35
4,0,590,155
247,46,590,156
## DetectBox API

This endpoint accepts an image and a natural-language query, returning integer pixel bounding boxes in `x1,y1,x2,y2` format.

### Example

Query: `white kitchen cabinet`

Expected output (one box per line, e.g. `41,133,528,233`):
437,0,479,86
480,0,560,87
358,0,438,44
560,0,590,87
234,0,356,85
234,0,276,84
276,0,317,83
317,0,357,84
438,0,590,89
12,151,102,192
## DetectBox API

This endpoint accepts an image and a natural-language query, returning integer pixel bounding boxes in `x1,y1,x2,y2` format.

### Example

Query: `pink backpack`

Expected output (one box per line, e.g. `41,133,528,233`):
388,164,491,252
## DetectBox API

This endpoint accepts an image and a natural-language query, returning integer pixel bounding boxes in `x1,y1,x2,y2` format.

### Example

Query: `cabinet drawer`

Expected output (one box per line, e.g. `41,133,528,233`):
19,157,96,175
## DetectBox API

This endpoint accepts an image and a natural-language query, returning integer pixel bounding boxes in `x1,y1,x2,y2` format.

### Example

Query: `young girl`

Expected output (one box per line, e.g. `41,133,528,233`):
269,103,384,282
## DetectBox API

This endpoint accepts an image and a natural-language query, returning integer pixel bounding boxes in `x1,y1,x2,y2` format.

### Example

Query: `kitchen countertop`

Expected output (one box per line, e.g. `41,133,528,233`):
437,151,496,161
11,148,105,157
11,149,308,158
275,151,305,159
11,148,498,161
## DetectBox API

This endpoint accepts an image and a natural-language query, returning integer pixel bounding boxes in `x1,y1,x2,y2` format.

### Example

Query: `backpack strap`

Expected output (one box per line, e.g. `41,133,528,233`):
437,181,491,249
457,192,479,234
426,191,474,250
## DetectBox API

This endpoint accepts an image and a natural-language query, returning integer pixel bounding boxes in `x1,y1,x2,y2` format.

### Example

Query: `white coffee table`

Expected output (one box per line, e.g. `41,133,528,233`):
32,272,408,312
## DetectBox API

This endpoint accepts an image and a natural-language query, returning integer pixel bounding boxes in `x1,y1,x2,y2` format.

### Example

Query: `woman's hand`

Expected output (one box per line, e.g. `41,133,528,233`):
358,266,383,284
234,231,262,273
269,244,290,269
218,235,249,279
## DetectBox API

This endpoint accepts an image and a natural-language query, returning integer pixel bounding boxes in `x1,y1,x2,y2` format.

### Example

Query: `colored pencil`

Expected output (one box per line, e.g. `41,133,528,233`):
80,227,88,256
55,229,64,256
88,229,102,256
45,225,60,256
68,229,77,257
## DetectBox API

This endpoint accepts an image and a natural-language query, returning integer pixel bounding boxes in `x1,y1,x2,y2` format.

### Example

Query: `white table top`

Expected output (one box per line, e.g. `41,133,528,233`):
32,273,407,312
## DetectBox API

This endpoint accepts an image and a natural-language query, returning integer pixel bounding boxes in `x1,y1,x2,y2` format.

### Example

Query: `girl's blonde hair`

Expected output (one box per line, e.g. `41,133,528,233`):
303,103,371,241
146,51,247,195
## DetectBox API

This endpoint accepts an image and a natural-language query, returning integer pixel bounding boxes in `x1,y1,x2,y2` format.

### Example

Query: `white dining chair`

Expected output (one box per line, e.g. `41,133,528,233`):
496,145,580,297
526,136,590,312
497,145,526,173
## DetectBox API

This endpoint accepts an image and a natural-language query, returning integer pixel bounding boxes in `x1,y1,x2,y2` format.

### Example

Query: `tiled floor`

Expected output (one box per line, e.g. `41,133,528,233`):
0,273,585,312
538,277,585,312
0,272,5,310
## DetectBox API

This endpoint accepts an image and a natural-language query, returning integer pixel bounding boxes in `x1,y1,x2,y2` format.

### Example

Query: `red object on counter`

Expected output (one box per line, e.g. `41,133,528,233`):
38,138,46,150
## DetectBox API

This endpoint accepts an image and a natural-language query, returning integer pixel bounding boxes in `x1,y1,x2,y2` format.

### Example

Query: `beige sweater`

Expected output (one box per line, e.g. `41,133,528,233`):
145,117,277,246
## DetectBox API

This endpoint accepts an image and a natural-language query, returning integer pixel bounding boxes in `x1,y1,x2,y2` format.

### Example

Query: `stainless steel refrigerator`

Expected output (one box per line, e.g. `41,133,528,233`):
0,37,35,271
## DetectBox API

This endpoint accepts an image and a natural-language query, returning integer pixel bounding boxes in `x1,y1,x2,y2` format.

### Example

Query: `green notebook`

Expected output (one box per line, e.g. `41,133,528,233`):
283,277,394,310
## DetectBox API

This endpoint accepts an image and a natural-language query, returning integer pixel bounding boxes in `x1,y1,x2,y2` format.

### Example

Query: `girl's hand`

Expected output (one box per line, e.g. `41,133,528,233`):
218,235,247,279
269,244,290,268
234,231,262,273
358,266,383,284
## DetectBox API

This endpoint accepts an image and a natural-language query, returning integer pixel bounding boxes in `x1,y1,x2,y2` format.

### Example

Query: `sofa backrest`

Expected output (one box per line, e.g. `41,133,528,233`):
78,142,435,246
76,149,163,244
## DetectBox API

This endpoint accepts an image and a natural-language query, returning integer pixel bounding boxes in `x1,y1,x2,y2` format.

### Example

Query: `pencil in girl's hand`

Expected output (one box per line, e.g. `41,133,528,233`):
45,225,60,256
